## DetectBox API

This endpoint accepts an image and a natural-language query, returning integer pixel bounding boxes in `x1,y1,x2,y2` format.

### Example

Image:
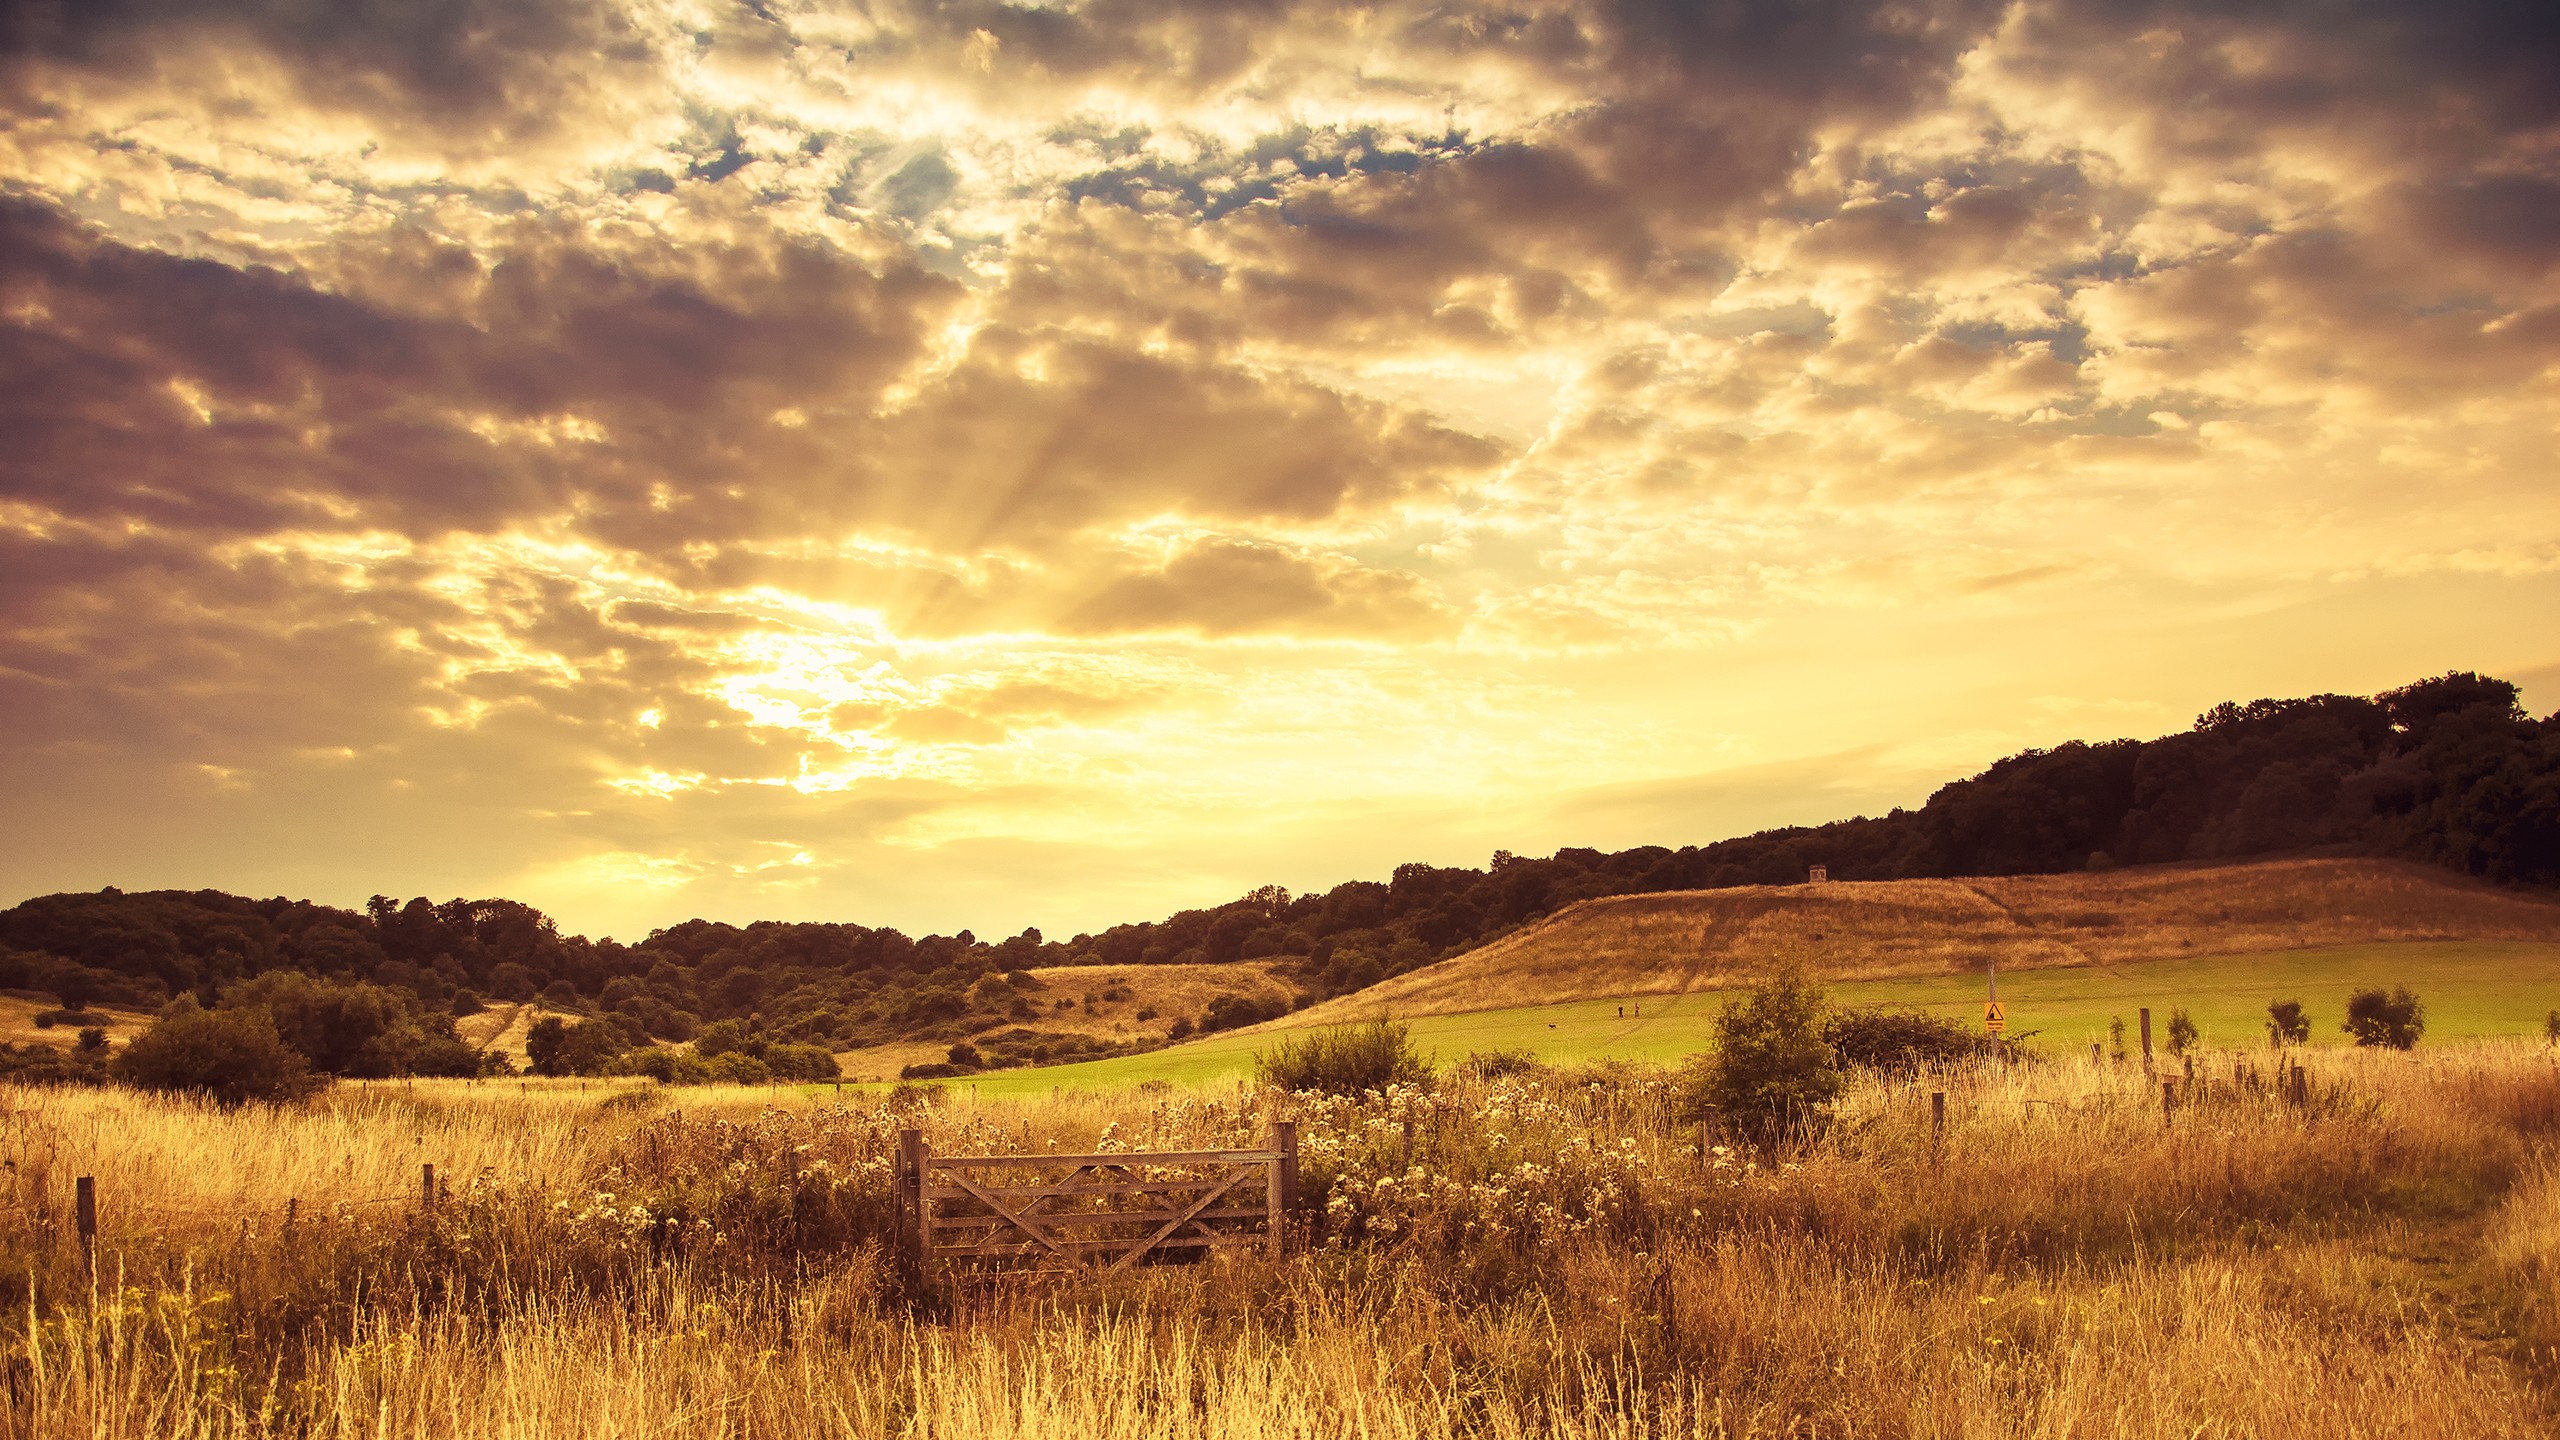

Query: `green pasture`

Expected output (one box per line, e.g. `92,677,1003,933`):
857,940,2560,1101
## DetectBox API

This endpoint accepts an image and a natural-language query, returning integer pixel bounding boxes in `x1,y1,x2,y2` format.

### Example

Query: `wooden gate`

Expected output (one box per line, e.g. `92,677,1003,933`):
894,1123,1298,1277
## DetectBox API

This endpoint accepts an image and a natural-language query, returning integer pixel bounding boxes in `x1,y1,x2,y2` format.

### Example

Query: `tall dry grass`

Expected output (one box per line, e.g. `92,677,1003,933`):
8,1044,2560,1436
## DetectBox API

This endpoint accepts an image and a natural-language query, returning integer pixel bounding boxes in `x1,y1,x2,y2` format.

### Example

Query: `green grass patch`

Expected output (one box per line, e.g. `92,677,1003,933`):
832,940,2560,1100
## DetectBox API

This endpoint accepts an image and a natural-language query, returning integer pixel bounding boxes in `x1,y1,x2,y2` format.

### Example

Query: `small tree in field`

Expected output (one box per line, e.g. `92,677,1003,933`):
113,1002,316,1105
2165,1009,2199,1056
2545,1010,2560,1046
1254,1020,1431,1097
2267,1000,2310,1048
1690,968,1841,1144
2343,987,2425,1050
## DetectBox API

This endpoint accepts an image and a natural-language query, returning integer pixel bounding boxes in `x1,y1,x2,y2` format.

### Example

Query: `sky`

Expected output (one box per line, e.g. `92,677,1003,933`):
2,0,2556,943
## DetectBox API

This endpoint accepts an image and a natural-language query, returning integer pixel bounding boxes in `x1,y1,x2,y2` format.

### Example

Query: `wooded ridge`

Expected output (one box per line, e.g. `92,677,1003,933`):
5,670,2554,1069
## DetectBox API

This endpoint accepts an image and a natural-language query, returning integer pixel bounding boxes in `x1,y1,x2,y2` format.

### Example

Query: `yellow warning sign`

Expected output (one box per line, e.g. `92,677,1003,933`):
1984,1000,2008,1033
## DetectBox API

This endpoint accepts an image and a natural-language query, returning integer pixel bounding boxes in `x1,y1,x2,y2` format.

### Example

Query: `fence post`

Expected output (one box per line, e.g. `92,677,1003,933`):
74,1176,96,1271
2161,1079,2175,1128
421,1163,436,1212
2139,1009,2154,1072
896,1128,926,1271
1930,1091,1945,1160
1265,1125,1287,1258
1400,1117,1415,1171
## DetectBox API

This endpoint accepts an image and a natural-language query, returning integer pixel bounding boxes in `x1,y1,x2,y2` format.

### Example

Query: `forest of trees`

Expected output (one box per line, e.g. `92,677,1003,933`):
3,670,2554,1072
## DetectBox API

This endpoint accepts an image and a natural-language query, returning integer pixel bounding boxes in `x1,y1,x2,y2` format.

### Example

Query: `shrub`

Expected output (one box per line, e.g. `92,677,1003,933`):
1455,1048,1540,1080
451,989,486,1017
525,1016,625,1076
75,1026,107,1054
1820,1008,1993,1074
1689,968,1841,1144
707,1051,772,1084
0,1040,106,1087
2344,986,2425,1049
944,1041,985,1071
899,1061,970,1080
1253,1019,1432,1097
2268,999,2311,1047
112,1002,317,1105
1202,992,1288,1033
693,1019,753,1059
2166,1008,2199,1056
1167,1017,1195,1040
2546,1009,2560,1045
764,1042,841,1081
612,1047,711,1084
33,1008,105,1029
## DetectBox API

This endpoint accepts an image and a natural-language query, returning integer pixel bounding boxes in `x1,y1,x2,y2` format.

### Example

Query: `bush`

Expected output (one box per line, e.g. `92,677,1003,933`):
764,1042,841,1081
2268,999,2311,1047
1167,1016,1195,1040
944,1042,984,1071
1202,992,1289,1033
2344,986,2425,1049
1455,1048,1541,1080
1689,968,1841,1144
693,1018,753,1058
1820,1008,1993,1074
2165,1008,2199,1056
33,1008,105,1029
451,989,486,1017
707,1051,771,1085
899,1061,971,1080
0,1040,107,1087
612,1047,711,1084
1253,1019,1432,1097
525,1016,625,1076
113,1002,317,1105
75,1026,107,1054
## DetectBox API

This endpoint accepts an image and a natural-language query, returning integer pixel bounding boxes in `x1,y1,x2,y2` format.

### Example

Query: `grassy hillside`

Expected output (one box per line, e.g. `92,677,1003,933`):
913,938,2560,1098
830,960,1295,1082
1276,857,2560,1027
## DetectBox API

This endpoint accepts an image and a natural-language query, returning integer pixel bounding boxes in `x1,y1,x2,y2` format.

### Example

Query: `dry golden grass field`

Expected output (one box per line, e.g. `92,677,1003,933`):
0,993,150,1054
1282,857,2560,1027
10,1039,2560,1436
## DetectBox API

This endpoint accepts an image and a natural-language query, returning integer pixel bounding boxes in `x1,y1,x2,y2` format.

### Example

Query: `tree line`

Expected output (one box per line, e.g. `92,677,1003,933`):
1,670,2552,1073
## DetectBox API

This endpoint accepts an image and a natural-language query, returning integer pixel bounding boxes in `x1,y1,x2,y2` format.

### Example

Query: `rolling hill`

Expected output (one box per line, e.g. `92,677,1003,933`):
1268,858,2560,1028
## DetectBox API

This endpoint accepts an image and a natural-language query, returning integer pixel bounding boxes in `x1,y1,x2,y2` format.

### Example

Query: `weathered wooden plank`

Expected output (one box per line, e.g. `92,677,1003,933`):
922,1176,1247,1201
928,1206,1271,1233
931,1229,1269,1250
940,1168,1078,1264
1107,1167,1254,1275
928,1149,1277,1169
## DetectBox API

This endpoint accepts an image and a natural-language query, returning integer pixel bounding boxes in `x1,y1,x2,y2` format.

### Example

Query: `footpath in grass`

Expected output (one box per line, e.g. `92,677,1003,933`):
852,939,2560,1101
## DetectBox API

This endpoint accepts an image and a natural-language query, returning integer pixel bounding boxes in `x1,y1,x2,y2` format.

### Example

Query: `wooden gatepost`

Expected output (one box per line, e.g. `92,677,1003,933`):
895,1122,1298,1281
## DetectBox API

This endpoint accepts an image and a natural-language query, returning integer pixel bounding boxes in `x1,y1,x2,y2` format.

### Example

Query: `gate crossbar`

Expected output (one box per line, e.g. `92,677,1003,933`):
894,1124,1299,1279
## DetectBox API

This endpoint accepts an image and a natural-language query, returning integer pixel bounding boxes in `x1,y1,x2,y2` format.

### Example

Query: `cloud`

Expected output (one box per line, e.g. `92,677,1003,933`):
2,0,2558,936
1060,536,1454,638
